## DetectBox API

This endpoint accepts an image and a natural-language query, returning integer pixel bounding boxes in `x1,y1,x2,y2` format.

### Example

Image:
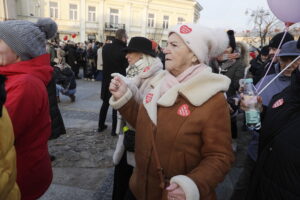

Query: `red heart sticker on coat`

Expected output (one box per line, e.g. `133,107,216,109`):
145,93,154,104
180,25,192,34
177,104,191,117
272,98,284,108
143,66,150,72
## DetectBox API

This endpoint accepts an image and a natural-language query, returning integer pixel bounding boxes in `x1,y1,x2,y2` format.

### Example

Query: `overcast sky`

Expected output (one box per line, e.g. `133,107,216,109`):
197,0,273,31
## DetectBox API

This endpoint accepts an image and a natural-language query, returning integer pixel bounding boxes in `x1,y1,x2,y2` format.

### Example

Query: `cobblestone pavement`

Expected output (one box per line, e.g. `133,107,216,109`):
39,78,251,200
49,128,115,169
39,79,117,200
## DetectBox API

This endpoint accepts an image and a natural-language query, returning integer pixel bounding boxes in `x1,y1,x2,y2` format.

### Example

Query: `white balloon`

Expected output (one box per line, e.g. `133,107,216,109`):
267,0,300,23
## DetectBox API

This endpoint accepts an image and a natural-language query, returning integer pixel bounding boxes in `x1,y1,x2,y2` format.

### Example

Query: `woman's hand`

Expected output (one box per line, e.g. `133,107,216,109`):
166,183,186,200
240,93,263,112
109,76,128,100
228,52,240,60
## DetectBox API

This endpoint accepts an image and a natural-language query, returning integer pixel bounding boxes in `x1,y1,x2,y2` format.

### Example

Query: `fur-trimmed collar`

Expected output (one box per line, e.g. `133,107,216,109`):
110,67,231,126
142,67,230,124
150,67,230,107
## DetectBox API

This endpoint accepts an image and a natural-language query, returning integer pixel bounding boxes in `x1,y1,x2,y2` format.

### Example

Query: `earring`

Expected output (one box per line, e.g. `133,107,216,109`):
192,56,198,64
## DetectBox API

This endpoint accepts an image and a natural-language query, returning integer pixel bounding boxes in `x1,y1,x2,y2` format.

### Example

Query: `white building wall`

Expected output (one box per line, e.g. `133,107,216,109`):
6,0,202,44
0,0,17,20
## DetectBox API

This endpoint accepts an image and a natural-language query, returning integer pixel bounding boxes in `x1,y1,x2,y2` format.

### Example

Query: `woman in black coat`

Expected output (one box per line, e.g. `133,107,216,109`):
246,63,300,200
47,76,66,140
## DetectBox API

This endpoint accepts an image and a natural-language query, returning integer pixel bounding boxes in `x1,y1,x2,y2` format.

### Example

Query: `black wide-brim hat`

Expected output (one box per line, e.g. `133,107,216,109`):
123,37,156,57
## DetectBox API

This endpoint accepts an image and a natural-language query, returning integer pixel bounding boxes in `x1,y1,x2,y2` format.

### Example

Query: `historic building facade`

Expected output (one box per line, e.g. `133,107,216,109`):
1,0,202,45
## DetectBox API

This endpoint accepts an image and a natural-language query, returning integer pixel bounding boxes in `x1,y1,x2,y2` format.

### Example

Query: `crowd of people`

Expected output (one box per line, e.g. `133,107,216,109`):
0,16,299,200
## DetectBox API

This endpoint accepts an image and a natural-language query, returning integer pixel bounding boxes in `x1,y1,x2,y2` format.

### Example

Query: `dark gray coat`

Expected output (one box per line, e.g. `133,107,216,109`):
210,42,249,97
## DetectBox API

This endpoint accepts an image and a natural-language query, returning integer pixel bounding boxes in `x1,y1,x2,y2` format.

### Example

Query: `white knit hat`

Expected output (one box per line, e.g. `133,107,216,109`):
169,23,229,64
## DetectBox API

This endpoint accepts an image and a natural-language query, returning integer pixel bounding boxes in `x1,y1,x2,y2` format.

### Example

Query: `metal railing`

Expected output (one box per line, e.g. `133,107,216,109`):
104,22,125,31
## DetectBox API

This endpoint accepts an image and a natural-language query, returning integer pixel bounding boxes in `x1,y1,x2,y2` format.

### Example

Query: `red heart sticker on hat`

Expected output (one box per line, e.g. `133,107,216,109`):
145,93,154,104
143,66,150,72
177,104,191,117
180,25,192,34
272,98,284,108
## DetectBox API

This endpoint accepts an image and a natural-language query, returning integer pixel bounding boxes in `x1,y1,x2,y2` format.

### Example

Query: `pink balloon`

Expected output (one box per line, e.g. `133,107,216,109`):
267,0,300,23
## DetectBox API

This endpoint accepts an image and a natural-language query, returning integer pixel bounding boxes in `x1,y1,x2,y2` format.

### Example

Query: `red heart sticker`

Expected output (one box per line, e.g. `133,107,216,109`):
145,93,154,104
143,66,150,72
180,25,192,34
177,104,191,117
272,98,284,108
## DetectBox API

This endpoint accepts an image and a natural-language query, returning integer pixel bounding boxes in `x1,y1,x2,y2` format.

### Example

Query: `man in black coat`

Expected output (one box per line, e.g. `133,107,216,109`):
255,32,294,84
246,63,300,200
249,45,269,85
98,29,128,135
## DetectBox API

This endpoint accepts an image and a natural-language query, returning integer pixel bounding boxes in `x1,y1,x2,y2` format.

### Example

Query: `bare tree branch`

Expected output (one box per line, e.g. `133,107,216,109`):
246,8,281,47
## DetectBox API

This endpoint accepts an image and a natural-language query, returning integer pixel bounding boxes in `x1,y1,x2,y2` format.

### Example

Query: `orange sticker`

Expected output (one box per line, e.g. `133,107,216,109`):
272,98,284,108
145,93,154,104
143,66,150,72
180,25,192,34
177,104,191,117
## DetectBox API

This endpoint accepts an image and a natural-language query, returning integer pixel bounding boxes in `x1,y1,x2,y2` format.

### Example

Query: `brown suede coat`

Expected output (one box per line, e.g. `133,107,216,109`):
119,91,234,200
111,68,234,200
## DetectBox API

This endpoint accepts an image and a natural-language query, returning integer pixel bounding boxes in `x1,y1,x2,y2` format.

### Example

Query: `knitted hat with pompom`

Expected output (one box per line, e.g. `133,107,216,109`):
0,18,57,61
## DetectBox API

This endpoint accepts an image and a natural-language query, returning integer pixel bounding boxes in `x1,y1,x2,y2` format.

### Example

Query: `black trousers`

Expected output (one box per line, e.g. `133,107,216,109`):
124,190,136,200
230,155,256,200
70,63,80,78
231,115,238,139
86,59,97,79
98,98,117,133
112,153,134,200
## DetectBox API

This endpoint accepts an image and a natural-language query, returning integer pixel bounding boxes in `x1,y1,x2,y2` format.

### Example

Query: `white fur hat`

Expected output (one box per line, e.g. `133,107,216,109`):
168,23,229,64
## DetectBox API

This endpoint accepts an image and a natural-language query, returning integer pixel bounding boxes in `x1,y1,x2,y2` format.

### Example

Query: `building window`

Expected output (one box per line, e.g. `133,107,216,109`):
88,34,96,41
69,4,77,20
148,13,155,28
88,6,96,22
163,15,169,29
177,17,185,24
49,1,58,18
110,8,119,25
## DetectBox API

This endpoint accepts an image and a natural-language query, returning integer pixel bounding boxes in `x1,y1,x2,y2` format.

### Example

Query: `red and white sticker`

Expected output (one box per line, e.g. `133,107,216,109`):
145,93,154,104
143,66,150,72
272,98,284,108
180,25,192,34
177,104,191,117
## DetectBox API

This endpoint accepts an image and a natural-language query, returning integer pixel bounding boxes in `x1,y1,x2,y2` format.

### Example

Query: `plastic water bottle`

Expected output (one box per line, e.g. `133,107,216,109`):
243,78,261,130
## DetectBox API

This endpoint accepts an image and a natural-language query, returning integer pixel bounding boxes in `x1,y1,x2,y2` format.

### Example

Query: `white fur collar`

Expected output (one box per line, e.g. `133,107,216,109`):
143,68,230,125
157,67,230,107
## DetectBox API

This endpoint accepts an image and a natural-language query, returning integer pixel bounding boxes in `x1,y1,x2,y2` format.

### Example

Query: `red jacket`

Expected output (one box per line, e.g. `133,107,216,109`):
0,54,53,200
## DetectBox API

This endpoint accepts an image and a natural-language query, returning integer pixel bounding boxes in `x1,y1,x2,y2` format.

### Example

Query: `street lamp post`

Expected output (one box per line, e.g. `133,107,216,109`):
245,8,271,47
